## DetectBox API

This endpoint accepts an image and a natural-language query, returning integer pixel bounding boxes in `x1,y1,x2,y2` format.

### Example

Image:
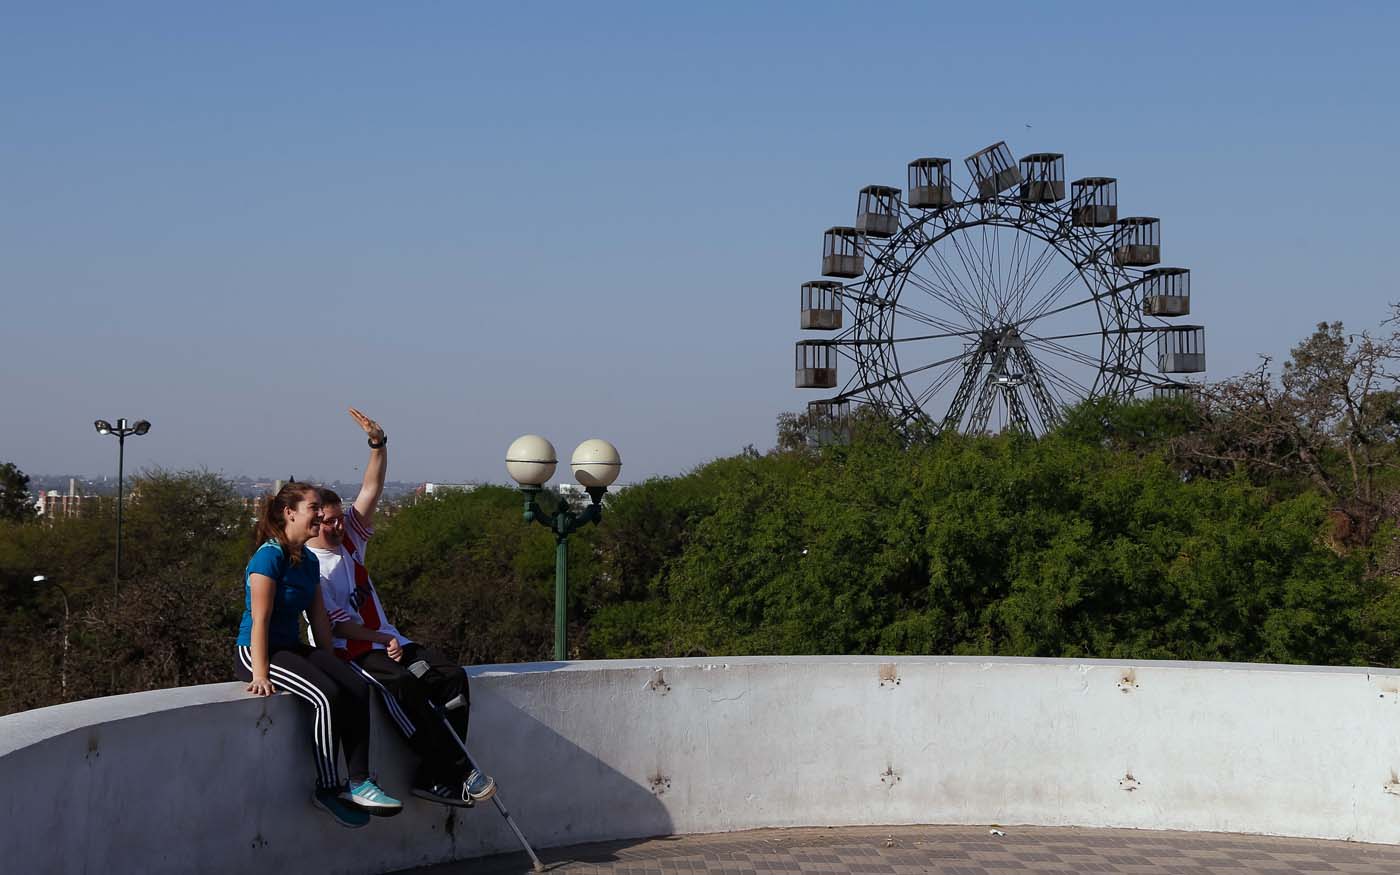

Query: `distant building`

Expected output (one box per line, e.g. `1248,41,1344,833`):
34,479,96,520
421,482,480,497
558,482,617,505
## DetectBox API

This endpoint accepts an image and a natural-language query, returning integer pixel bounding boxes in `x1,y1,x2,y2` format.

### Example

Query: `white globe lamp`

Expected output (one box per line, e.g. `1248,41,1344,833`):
571,439,622,488
505,434,558,487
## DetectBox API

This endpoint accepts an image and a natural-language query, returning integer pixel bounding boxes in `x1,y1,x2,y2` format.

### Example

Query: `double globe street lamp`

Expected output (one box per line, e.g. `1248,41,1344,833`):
506,436,621,661
94,417,151,596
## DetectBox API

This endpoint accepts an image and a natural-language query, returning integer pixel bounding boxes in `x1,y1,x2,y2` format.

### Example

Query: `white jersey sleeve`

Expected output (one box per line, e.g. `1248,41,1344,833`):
346,505,373,559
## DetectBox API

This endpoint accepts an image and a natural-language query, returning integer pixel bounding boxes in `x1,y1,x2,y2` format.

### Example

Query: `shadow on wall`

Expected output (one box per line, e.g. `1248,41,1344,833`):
463,679,674,856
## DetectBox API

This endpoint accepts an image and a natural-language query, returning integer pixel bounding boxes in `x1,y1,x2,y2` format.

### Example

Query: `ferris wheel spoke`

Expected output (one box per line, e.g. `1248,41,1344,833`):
838,349,976,398
1011,288,1104,328
1006,236,1060,322
1021,329,1110,343
993,222,1020,320
918,242,986,321
1023,336,1103,372
939,224,989,318
1031,354,1094,399
891,301,972,334
1030,363,1074,412
831,328,980,346
1016,261,1088,327
903,264,986,326
945,230,996,323
1024,356,1090,409
913,357,971,409
903,274,982,327
906,222,982,307
988,222,1004,316
982,220,1003,316
1001,224,1038,318
890,329,981,343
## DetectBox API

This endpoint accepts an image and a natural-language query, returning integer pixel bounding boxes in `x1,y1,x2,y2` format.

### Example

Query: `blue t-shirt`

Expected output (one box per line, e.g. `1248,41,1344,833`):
235,541,321,648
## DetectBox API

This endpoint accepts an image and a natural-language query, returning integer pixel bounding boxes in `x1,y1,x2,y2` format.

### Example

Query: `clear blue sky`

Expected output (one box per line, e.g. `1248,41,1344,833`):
3,2,1396,484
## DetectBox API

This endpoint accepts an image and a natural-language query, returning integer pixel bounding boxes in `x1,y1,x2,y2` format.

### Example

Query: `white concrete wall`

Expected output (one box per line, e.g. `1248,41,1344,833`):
4,656,1400,875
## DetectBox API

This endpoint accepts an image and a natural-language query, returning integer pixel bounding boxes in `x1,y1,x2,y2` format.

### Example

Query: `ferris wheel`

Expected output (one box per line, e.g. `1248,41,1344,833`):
794,140,1204,437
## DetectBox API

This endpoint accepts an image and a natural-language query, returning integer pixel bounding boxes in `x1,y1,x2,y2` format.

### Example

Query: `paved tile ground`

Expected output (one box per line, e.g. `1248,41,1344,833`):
398,825,1400,875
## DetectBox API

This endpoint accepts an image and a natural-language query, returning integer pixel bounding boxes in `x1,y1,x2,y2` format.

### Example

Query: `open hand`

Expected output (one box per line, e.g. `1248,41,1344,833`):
348,407,385,443
247,677,275,696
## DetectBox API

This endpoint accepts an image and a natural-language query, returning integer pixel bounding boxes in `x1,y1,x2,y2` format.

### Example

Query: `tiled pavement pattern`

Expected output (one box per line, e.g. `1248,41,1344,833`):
398,825,1400,875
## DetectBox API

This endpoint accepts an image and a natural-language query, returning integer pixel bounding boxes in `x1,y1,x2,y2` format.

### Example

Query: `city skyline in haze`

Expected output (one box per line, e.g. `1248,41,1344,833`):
4,3,1397,484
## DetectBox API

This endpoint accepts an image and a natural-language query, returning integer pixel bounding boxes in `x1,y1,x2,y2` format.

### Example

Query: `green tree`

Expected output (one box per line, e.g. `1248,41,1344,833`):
0,462,36,523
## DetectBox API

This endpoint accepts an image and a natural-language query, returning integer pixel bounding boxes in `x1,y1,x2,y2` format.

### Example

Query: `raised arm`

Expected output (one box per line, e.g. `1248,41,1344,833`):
348,407,387,527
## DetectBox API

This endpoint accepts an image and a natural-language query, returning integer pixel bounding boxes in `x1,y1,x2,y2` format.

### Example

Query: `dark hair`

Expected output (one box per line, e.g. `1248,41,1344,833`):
253,480,318,565
317,487,343,508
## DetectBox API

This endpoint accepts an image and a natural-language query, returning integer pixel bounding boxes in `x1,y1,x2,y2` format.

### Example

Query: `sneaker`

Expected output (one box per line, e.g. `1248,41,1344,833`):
344,778,404,816
463,768,496,803
313,787,371,829
412,782,475,808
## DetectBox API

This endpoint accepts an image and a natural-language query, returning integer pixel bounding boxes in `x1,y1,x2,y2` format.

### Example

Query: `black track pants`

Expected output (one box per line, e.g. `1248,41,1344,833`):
234,643,371,789
352,643,473,787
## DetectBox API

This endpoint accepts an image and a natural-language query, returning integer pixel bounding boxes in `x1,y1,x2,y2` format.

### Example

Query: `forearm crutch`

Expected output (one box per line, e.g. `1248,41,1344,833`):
407,660,546,873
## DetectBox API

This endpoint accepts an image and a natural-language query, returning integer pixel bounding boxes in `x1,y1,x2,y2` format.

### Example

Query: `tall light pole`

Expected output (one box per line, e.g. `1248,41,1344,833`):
94,418,151,597
506,436,622,661
33,575,70,700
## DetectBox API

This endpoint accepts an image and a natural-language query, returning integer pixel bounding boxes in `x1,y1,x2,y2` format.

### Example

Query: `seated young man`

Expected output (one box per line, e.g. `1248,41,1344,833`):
307,407,495,808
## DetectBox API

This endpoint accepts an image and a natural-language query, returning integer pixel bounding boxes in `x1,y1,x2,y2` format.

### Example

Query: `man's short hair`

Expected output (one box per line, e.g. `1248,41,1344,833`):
318,487,343,508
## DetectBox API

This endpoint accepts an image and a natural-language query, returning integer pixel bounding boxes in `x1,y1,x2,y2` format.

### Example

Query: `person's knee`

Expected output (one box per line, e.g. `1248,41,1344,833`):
401,673,434,705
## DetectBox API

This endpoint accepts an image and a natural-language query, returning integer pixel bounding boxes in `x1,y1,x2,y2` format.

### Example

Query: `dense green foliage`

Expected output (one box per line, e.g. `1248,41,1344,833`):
585,428,1376,665
1,318,1396,715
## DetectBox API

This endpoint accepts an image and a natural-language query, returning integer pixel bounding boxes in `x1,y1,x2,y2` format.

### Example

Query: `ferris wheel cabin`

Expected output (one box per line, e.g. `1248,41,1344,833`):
1019,153,1065,203
1142,268,1191,317
822,227,864,278
807,399,852,444
908,158,954,208
965,141,1022,198
856,186,901,238
808,398,851,419
1152,383,1198,401
1071,177,1118,227
1156,326,1206,373
1114,217,1161,267
795,340,839,388
801,281,843,330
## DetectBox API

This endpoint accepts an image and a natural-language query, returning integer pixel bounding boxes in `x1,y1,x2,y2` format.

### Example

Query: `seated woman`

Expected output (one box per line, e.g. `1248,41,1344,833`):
234,480,402,828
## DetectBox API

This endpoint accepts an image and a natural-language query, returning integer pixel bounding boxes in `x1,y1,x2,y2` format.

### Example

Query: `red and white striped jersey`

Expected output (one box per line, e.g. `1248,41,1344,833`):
311,506,410,660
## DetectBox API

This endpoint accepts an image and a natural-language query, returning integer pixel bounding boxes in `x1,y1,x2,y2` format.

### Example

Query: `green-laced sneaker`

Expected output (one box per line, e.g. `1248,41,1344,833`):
344,778,403,816
313,787,370,829
463,768,496,803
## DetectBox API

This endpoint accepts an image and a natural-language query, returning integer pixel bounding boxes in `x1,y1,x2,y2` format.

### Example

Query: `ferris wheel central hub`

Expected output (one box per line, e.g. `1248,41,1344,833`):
979,325,1023,348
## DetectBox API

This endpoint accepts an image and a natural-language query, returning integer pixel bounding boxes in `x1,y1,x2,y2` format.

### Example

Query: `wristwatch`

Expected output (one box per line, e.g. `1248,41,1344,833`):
368,435,387,449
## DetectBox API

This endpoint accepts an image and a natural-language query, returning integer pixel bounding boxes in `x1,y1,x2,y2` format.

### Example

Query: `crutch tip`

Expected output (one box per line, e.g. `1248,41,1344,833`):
533,863,547,872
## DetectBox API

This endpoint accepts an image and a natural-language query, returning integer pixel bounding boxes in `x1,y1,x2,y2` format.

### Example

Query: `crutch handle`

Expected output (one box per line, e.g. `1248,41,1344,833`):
407,659,431,679
443,693,468,711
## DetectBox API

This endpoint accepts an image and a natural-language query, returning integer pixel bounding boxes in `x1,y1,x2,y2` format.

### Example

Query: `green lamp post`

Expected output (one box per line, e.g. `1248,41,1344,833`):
506,435,622,661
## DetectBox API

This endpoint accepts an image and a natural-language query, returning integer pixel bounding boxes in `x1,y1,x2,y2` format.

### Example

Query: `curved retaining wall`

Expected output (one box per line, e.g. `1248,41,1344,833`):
4,656,1400,874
